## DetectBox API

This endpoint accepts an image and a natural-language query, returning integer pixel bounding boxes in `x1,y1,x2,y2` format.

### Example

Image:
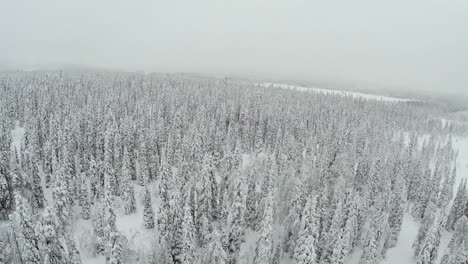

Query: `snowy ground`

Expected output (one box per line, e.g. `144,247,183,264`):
258,82,414,103
11,121,24,159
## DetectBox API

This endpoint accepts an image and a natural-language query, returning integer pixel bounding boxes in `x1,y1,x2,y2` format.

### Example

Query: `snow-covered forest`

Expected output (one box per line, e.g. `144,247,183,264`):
0,71,467,264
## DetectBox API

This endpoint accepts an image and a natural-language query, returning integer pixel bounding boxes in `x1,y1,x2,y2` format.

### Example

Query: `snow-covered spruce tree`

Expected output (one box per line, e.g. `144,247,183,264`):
152,235,174,264
92,200,106,255
52,165,71,229
413,201,437,256
445,179,467,231
245,170,258,230
415,218,443,264
62,148,76,205
196,161,214,225
292,195,319,264
104,162,117,196
282,179,305,256
172,200,196,264
316,179,332,258
199,228,228,264
0,226,13,264
158,157,172,237
13,192,41,264
81,183,91,220
43,140,53,187
440,215,468,264
253,190,274,264
103,185,122,263
321,188,345,264
411,166,432,220
104,124,115,169
143,187,155,229
88,158,99,201
438,166,456,210
359,199,388,264
387,170,406,248
227,174,246,264
272,243,283,264
107,229,123,264
0,170,13,220
122,150,136,215
31,161,45,210
198,213,210,247
358,228,380,264
113,128,123,176
67,233,82,264
138,150,150,186
36,207,69,264
330,224,352,264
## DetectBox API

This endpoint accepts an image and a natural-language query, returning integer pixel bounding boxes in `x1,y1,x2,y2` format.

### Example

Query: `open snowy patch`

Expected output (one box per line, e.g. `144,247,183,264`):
258,82,414,103
11,121,24,155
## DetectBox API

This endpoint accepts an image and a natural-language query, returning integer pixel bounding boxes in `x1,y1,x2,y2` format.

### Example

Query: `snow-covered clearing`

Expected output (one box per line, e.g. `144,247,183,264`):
258,82,414,103
11,121,24,158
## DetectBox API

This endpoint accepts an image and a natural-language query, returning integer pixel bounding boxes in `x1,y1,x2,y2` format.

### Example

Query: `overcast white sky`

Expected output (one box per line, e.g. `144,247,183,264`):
1,0,467,92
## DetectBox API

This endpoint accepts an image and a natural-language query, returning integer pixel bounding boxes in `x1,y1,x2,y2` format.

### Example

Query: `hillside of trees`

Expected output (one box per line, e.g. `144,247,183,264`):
0,71,467,264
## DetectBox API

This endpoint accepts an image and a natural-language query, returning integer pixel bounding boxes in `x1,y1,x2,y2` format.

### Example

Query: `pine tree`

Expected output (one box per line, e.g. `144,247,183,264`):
359,230,380,264
122,147,136,214
359,202,387,264
292,195,319,264
36,207,69,264
283,180,304,256
245,171,258,230
104,162,117,196
124,186,137,216
253,190,273,264
272,244,283,264
445,179,467,231
196,163,214,224
321,194,345,264
138,151,149,186
158,235,175,264
31,161,45,209
438,167,456,209
81,186,91,220
440,215,468,264
416,219,442,264
412,167,432,220
14,192,41,264
53,165,71,228
103,185,121,263
387,171,406,248
143,188,155,229
158,158,172,237
201,229,228,264
92,200,106,254
62,148,76,205
107,231,123,264
67,234,82,264
173,200,196,264
0,171,13,220
330,226,352,264
198,213,210,247
88,158,99,201
227,175,246,264
413,202,437,255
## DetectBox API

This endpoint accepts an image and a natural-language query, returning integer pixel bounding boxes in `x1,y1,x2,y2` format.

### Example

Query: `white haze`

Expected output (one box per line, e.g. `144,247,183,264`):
1,0,467,93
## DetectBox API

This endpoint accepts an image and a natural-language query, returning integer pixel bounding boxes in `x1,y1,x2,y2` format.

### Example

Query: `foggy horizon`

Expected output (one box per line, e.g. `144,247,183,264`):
1,0,467,94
